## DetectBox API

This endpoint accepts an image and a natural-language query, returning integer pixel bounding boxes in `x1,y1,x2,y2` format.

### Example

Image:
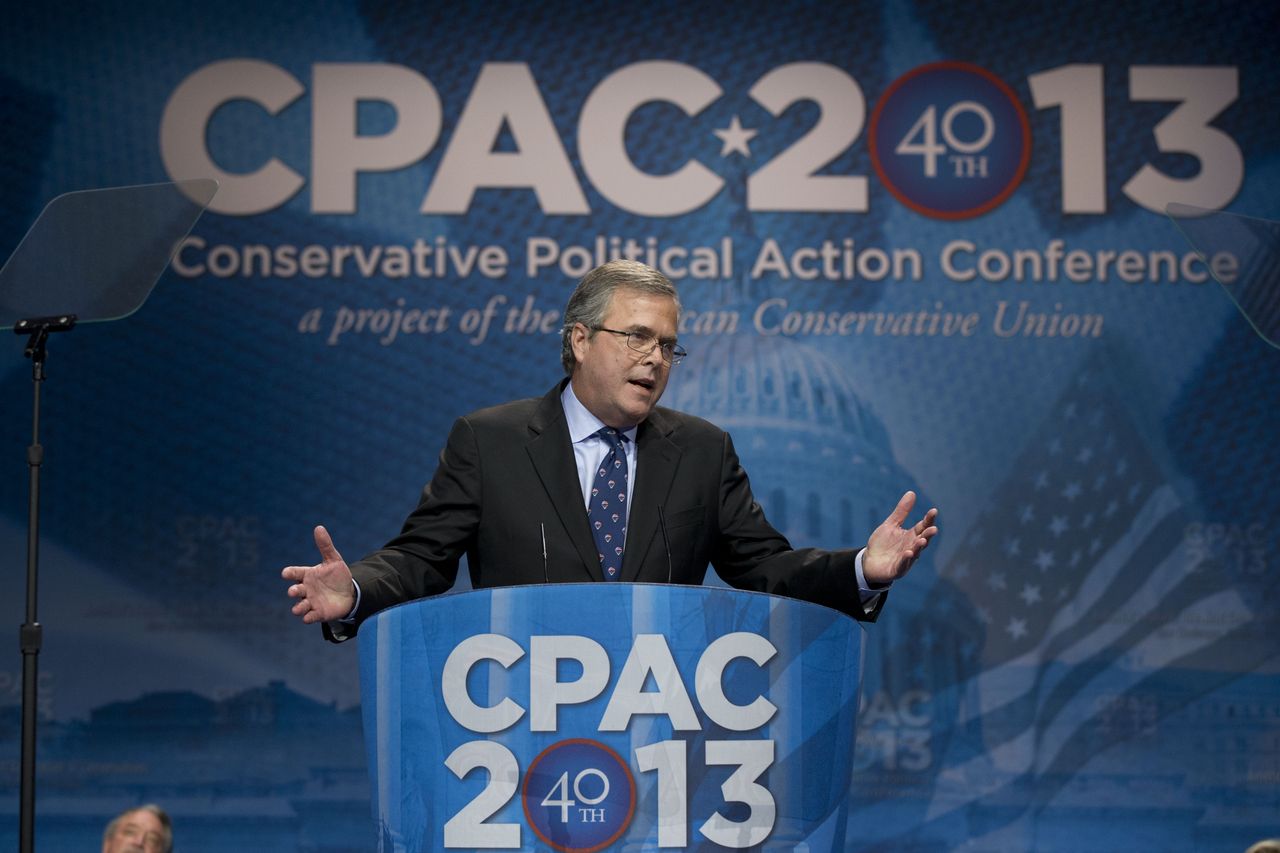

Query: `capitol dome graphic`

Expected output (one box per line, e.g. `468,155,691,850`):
668,332,909,551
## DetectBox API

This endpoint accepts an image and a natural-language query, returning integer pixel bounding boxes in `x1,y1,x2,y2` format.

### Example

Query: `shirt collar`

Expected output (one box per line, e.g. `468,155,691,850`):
561,382,639,445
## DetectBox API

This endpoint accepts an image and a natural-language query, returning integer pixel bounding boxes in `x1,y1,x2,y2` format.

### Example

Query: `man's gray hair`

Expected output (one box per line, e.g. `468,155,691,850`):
103,804,173,853
560,260,680,374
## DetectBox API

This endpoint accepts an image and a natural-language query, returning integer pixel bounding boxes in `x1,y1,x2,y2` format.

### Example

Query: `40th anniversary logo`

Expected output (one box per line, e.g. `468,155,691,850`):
869,61,1031,220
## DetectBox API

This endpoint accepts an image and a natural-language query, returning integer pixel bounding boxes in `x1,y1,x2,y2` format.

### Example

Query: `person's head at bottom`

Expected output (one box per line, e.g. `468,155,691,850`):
1246,841,1280,853
102,804,172,853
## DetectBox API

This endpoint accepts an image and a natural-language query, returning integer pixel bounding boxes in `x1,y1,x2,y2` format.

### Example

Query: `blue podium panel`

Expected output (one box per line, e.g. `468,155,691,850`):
358,583,862,852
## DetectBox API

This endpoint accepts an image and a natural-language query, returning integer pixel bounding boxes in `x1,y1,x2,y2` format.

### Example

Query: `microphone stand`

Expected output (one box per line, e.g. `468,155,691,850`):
14,314,75,853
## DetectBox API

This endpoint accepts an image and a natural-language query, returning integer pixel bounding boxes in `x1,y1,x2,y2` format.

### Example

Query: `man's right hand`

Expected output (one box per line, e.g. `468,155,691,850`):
282,525,356,624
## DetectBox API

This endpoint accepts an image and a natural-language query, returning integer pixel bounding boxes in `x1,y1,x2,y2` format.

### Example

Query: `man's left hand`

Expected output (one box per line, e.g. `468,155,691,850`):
863,490,938,587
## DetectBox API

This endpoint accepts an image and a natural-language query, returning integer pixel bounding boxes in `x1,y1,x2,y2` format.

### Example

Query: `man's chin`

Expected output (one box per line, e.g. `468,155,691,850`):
610,402,654,429
627,395,662,420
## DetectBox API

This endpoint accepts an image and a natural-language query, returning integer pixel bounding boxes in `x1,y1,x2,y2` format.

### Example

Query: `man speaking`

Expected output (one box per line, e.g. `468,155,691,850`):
284,260,937,637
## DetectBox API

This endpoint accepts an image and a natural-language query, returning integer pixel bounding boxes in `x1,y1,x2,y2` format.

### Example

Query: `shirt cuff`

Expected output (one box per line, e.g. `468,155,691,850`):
338,578,362,623
855,548,890,605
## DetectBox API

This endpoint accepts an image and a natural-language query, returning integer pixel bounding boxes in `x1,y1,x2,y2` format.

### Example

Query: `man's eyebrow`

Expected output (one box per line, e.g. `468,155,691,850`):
623,324,677,342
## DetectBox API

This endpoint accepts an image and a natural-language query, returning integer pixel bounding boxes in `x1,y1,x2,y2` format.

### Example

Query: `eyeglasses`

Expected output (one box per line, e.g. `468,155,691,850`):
592,327,688,365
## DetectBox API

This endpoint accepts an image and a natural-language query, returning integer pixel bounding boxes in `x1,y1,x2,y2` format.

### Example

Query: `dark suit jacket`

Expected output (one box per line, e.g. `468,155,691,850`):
333,382,884,639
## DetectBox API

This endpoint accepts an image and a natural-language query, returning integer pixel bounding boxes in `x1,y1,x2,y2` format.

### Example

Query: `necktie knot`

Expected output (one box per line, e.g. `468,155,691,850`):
597,426,626,452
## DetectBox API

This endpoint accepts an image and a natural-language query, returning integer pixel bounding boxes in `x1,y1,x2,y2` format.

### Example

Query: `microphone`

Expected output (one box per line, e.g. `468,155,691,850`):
657,505,673,585
540,522,549,583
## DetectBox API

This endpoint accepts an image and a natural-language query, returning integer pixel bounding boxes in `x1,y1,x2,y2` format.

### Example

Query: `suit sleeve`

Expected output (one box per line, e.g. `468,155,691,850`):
710,432,886,622
324,416,483,640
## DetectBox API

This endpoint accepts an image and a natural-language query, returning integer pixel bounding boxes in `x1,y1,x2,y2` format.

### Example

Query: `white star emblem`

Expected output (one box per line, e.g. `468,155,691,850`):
713,115,758,157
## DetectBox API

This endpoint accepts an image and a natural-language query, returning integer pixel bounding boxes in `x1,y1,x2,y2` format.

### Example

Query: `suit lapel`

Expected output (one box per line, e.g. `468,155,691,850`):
622,408,682,582
526,384,604,581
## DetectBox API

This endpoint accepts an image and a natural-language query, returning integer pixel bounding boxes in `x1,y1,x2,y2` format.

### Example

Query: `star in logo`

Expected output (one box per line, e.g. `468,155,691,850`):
713,116,757,157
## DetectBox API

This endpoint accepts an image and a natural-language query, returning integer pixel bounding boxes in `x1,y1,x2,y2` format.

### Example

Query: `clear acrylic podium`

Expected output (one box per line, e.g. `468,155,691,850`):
358,583,863,852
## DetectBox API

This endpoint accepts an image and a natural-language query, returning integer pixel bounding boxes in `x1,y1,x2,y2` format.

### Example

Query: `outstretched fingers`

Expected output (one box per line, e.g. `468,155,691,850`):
281,565,306,582
282,525,356,625
913,506,939,534
908,512,940,559
313,524,343,564
884,490,918,528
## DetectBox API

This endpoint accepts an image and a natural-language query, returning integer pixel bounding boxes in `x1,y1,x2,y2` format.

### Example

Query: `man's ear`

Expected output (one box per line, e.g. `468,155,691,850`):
570,322,590,363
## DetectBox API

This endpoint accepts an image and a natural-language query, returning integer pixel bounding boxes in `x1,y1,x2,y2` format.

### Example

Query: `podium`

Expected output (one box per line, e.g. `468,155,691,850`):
358,584,863,852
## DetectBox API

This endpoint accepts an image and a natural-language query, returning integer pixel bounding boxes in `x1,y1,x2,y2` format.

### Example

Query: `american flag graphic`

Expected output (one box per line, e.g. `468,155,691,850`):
881,351,1272,850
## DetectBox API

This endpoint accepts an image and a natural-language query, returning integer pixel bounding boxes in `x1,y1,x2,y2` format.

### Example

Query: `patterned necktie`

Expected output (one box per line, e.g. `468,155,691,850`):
589,427,629,580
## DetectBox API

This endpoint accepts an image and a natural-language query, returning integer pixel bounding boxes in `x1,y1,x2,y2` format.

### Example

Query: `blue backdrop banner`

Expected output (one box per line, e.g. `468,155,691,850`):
0,1,1277,850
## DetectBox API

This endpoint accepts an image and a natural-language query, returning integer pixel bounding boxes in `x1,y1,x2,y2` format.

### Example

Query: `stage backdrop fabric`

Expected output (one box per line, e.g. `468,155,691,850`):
0,1,1277,850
